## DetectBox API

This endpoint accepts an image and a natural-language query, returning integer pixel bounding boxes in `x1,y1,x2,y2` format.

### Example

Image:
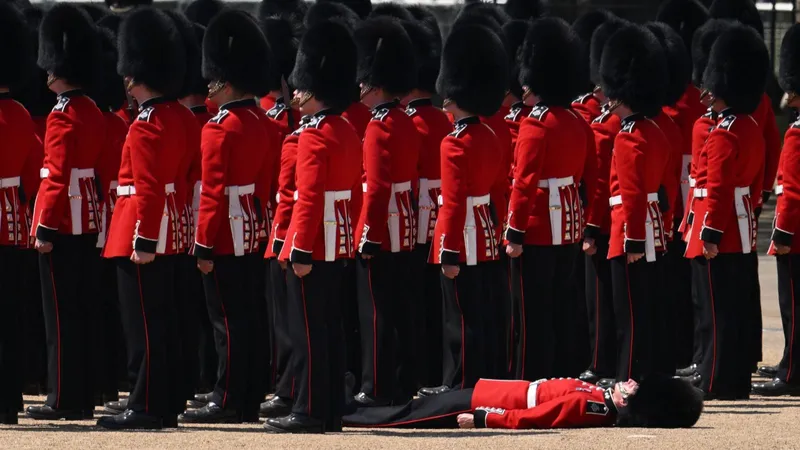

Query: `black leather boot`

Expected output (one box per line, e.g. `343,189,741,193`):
264,413,325,434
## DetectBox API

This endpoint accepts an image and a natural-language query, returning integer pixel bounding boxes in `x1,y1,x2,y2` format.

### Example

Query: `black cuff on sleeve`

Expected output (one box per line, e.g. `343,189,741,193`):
134,236,158,253
624,239,645,254
584,225,601,240
505,227,525,245
35,225,57,243
473,409,488,429
772,229,794,247
272,239,284,257
763,190,771,205
657,184,670,213
700,227,723,245
440,250,460,266
360,241,381,256
687,212,694,225
290,248,313,264
192,243,213,260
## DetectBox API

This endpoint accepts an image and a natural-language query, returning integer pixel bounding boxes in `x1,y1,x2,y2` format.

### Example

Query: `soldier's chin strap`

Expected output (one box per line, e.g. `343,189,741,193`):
280,75,295,130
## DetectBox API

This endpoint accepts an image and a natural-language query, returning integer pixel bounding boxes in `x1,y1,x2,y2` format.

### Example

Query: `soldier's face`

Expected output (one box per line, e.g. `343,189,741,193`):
612,379,639,408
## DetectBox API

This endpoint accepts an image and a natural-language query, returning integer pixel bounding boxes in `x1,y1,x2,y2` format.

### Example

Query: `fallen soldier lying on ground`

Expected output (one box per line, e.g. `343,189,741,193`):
342,376,703,429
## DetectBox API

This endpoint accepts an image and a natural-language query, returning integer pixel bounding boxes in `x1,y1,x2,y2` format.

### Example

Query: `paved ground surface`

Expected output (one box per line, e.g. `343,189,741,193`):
2,206,797,449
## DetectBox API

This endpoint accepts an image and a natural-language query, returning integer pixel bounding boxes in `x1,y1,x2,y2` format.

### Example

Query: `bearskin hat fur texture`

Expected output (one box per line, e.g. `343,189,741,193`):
97,14,122,34
118,7,186,97
181,0,225,27
14,6,56,116
519,17,582,107
656,0,710,52
779,23,800,95
290,21,357,111
0,2,34,88
502,20,529,99
104,0,152,13
456,2,509,31
164,11,202,98
82,4,109,23
572,9,616,91
617,377,704,428
589,18,626,87
646,22,691,106
258,0,308,27
401,19,440,94
261,16,299,92
504,0,543,21
38,4,102,89
93,27,126,111
369,3,414,21
316,0,372,19
600,24,668,117
202,10,271,96
709,0,763,37
355,16,416,96
691,19,735,86
304,1,360,31
437,24,507,117
703,24,768,113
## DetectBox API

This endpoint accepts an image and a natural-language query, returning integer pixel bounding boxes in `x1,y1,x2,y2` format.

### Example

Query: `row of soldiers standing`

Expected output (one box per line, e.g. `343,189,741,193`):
1,0,800,434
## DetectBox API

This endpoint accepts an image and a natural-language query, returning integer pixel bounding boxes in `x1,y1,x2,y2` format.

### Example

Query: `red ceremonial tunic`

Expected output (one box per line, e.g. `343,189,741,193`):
249,104,282,242
173,102,202,252
187,105,213,229
584,110,621,238
753,93,781,195
651,112,683,240
664,85,707,221
104,97,187,257
278,110,362,263
471,378,617,429
771,118,800,254
343,101,371,140
0,92,38,247
504,101,533,168
355,101,421,255
571,92,603,124
32,90,105,242
679,109,718,239
482,110,513,238
94,110,128,249
431,116,501,266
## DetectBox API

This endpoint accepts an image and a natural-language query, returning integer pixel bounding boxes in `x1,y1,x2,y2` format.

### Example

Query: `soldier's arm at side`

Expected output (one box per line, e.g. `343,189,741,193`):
614,131,647,252
773,127,800,246
505,118,548,245
436,135,468,265
359,119,393,255
585,120,614,238
193,122,230,259
269,135,298,256
288,128,328,264
699,130,737,244
35,111,74,242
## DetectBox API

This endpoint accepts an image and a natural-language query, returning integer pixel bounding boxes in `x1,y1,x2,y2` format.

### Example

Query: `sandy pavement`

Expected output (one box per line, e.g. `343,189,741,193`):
0,255,796,449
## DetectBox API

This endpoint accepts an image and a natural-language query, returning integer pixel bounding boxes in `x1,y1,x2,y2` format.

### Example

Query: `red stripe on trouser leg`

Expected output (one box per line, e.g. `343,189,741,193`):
48,254,62,409
213,271,231,408
300,277,312,415
135,266,151,413
453,279,465,389
789,258,795,382
707,262,717,392
624,262,635,380
593,274,600,370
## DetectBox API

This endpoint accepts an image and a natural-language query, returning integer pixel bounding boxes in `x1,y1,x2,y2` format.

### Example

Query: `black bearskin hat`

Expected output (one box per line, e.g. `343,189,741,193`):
0,2,34,88
519,17,582,107
779,23,800,95
589,18,626,87
97,14,122,34
181,0,225,27
290,20,357,111
316,0,372,19
504,0,543,21
93,27,126,112
600,24,668,117
709,0,763,37
656,0,710,53
203,10,271,96
703,24,768,114
105,0,152,14
15,6,56,116
369,3,414,21
258,0,308,26
617,377,704,428
164,11,202,99
456,2,509,32
261,16,299,92
38,4,102,89
118,7,186,97
691,19,735,86
355,16,416,96
437,24,507,117
402,19,440,94
304,1,360,31
502,20,529,100
572,9,616,91
646,22,691,107
406,5,441,42
83,4,110,23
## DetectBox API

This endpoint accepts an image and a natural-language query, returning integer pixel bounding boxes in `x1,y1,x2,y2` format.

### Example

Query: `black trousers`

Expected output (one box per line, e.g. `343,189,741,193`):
255,242,272,394
746,252,763,368
174,254,203,401
584,236,616,378
356,251,415,401
610,255,658,382
285,260,346,421
411,243,443,388
268,258,294,400
567,243,591,376
776,255,800,383
0,246,24,413
39,233,97,411
342,388,473,428
340,259,361,395
511,244,577,381
692,255,751,395
483,255,511,379
21,249,46,392
202,253,263,414
666,237,694,369
92,249,124,400
117,255,180,417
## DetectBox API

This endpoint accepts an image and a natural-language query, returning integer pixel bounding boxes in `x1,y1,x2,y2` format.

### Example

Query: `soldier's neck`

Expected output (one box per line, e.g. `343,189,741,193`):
180,94,207,109
131,85,163,105
402,89,432,104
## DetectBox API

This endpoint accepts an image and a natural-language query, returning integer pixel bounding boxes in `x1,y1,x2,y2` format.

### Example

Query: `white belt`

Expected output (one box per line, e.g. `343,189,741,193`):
776,184,784,195
693,188,707,198
680,155,692,204
689,177,696,188
323,190,352,261
417,178,441,245
388,180,413,253
537,176,575,246
39,168,49,179
464,194,491,266
117,183,176,196
226,183,256,256
608,192,659,206
192,181,201,227
610,192,659,262
0,176,21,188
116,183,176,253
733,186,752,254
68,168,95,235
527,383,538,408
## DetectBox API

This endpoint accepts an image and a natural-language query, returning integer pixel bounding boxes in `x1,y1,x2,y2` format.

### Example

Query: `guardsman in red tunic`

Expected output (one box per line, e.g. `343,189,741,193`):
0,3,37,425
754,24,800,396
504,18,592,381
504,20,533,153
418,24,506,397
599,25,672,383
98,8,187,430
25,5,105,422
342,376,703,431
570,9,618,124
263,21,362,434
578,18,625,386
684,25,768,399
352,18,421,406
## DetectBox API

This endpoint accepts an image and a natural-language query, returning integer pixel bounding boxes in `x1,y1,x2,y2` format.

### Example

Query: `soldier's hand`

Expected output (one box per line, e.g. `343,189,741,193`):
293,263,312,278
506,243,523,258
703,242,719,259
442,264,460,279
626,252,644,264
197,259,214,274
361,253,373,260
35,239,53,254
131,250,155,265
774,243,792,255
457,413,475,429
582,238,597,255
278,260,287,270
